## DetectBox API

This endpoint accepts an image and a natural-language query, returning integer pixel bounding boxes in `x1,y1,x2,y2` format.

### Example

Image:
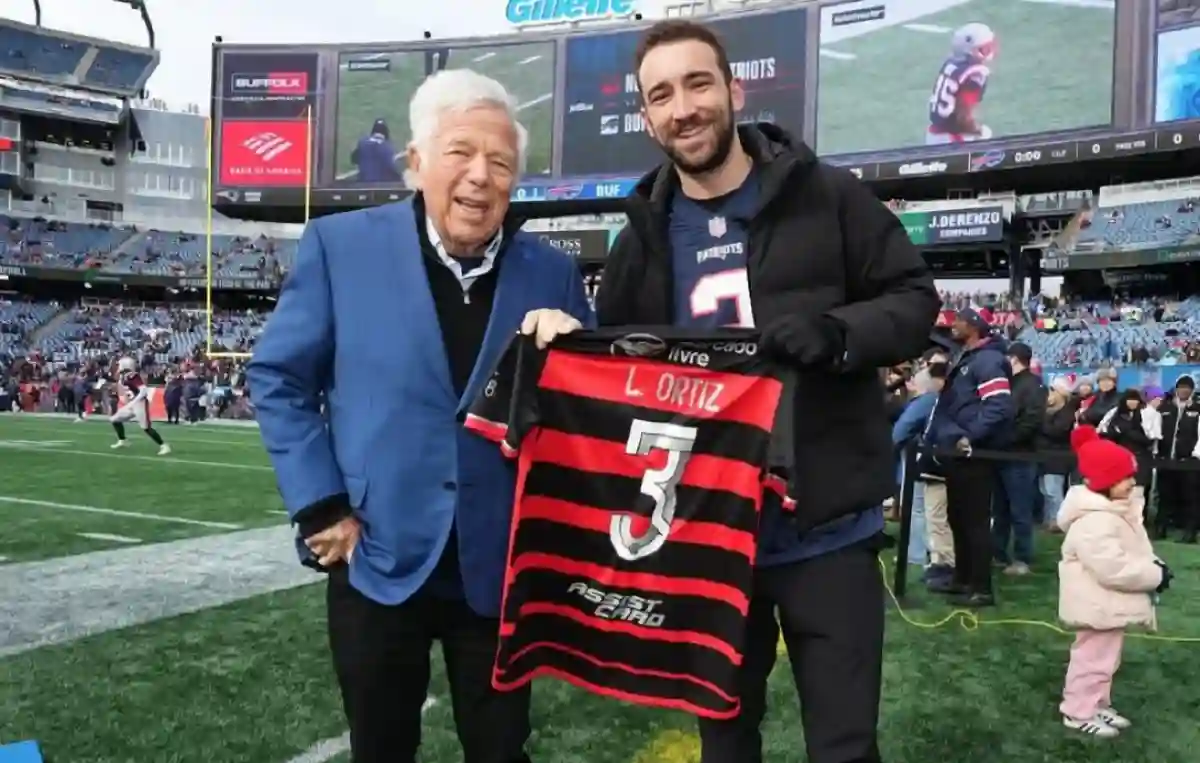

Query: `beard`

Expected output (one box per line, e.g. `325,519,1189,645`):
656,103,737,175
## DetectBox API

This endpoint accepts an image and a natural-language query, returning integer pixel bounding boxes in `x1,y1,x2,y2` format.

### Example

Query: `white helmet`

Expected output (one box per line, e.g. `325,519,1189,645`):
952,23,997,63
118,356,137,373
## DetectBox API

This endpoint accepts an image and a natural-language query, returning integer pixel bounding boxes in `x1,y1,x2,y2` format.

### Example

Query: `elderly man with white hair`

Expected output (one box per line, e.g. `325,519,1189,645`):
247,69,593,763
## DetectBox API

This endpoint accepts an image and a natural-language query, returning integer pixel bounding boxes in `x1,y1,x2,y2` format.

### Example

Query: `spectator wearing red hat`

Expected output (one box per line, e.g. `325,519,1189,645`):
1056,426,1172,738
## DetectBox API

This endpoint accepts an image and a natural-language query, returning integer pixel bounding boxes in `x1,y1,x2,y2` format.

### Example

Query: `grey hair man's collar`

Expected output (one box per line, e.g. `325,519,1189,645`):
425,216,503,297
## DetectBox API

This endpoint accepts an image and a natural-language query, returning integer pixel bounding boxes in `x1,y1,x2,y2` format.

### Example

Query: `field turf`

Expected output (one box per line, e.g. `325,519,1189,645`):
2,414,1200,762
815,0,1116,156
333,43,555,182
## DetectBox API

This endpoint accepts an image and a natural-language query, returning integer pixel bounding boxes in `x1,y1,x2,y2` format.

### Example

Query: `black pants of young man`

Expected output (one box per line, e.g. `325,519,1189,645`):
697,541,885,763
943,456,995,594
1158,468,1200,536
326,566,533,763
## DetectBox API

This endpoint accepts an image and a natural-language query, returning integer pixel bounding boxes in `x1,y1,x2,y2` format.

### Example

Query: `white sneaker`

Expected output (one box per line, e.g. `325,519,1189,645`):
1063,715,1119,738
110,440,128,449
157,444,172,456
1096,707,1131,729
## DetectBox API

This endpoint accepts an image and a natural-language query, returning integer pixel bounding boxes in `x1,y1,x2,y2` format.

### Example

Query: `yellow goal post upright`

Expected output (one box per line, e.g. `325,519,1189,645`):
204,105,314,360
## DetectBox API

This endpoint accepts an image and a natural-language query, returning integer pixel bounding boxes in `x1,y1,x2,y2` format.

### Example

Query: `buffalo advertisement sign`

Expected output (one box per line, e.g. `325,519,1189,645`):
897,206,1005,246
216,52,317,190
209,2,1200,210
559,9,806,176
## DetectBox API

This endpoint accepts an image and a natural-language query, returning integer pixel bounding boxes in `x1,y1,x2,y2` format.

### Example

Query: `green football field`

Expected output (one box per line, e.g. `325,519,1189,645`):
333,42,555,182
2,414,1200,763
815,0,1116,156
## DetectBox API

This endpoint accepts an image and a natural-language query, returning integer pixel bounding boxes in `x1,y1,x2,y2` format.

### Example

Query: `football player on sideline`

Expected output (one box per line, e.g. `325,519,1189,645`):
926,22,997,145
110,356,171,455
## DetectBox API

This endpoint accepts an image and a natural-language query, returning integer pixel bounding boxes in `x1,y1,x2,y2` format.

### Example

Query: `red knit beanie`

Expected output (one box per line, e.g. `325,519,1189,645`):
1070,425,1137,492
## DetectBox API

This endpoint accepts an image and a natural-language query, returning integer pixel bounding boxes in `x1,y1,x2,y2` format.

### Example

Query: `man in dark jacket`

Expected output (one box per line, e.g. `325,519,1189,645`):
1158,375,1200,541
925,309,1015,606
528,19,939,763
992,341,1046,575
1080,368,1120,426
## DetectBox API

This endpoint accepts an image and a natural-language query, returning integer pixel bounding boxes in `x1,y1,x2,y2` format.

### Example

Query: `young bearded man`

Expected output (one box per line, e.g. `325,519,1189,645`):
522,19,939,763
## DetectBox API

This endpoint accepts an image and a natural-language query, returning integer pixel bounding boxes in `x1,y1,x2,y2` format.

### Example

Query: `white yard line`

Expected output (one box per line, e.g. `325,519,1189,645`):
516,55,542,66
819,49,856,60
517,92,552,111
0,444,273,471
0,525,314,658
903,23,950,33
0,556,8,563
0,496,243,529
77,532,141,544
472,51,496,63
1017,0,1113,7
283,698,437,763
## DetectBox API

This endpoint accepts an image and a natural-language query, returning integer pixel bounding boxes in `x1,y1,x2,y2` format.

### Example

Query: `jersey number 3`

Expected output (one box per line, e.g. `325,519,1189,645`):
610,419,698,561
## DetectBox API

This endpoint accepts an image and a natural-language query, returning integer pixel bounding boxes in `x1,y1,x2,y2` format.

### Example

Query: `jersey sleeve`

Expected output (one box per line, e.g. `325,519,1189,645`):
464,334,544,457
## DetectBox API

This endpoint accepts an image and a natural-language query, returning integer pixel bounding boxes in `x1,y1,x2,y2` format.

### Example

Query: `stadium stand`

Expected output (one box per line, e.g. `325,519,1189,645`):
0,19,158,93
0,212,298,280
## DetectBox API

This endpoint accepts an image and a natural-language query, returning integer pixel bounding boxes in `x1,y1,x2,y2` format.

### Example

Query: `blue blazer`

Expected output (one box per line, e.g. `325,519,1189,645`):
247,199,595,616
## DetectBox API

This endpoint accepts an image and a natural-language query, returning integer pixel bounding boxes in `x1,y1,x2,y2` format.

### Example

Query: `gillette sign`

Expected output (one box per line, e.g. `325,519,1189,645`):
506,0,636,26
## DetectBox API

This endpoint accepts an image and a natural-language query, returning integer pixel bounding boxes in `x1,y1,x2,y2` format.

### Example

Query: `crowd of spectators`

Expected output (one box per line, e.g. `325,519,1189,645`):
1,297,261,419
888,309,1200,612
1,215,297,282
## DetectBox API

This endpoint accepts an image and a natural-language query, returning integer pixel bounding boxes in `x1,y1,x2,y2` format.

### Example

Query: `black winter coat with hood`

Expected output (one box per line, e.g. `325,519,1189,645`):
594,124,941,533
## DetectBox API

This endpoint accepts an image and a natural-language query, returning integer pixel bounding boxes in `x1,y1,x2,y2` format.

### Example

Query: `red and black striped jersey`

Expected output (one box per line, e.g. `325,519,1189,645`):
466,329,788,718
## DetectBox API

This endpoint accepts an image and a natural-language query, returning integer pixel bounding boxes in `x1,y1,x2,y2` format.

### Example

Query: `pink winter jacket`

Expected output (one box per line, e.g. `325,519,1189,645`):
1057,486,1162,632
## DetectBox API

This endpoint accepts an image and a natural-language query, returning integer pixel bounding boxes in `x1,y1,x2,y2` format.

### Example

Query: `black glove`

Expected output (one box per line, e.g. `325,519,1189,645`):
1155,560,1174,594
760,315,845,369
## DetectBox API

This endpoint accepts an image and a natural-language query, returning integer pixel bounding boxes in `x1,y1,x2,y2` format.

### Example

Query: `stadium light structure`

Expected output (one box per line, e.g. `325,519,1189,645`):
31,0,41,25
110,0,155,49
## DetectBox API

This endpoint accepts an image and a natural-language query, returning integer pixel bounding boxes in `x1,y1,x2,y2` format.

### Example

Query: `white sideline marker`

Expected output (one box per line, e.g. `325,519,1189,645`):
0,495,243,529
77,532,141,544
0,444,273,471
283,698,437,763
819,48,856,60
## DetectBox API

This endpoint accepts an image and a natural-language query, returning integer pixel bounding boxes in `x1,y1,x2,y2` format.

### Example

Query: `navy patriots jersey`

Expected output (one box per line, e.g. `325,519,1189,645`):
466,330,791,718
928,54,990,132
669,172,760,329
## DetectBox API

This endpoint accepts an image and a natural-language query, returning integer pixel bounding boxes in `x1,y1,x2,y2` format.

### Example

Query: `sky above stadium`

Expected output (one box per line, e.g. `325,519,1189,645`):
12,0,520,109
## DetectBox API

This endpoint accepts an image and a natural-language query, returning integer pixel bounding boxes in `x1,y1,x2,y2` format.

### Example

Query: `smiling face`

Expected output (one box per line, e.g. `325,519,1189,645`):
637,38,744,175
406,104,518,253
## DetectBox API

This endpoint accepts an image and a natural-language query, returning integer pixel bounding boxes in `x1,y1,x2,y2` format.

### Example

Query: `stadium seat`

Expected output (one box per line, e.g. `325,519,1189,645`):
0,25,86,79
83,46,155,90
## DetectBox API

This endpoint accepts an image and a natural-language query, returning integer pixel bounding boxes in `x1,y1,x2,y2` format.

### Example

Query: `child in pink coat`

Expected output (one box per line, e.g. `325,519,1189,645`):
1057,426,1173,737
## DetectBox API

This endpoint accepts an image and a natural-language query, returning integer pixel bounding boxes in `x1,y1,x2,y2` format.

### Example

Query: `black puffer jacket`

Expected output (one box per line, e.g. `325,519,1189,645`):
596,123,940,532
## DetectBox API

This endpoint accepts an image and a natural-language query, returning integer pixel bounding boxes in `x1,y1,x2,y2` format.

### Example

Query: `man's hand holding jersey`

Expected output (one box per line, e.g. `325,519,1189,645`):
521,309,583,348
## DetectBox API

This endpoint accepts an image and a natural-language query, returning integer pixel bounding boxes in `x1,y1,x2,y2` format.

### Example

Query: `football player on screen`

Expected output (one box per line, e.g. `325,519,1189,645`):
926,22,997,145
109,356,171,455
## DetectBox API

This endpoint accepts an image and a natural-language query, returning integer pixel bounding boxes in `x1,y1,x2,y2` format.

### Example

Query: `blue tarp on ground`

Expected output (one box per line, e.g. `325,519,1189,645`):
0,741,43,763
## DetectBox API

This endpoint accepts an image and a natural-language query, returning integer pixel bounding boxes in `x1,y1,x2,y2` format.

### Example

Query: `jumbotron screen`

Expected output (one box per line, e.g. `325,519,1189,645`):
211,0,1200,208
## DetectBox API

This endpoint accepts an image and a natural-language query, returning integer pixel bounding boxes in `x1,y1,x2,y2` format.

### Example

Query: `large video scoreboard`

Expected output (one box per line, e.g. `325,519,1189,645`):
210,0,1200,211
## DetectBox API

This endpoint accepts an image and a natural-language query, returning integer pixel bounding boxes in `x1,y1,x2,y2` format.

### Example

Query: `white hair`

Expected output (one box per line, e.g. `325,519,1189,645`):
403,69,528,188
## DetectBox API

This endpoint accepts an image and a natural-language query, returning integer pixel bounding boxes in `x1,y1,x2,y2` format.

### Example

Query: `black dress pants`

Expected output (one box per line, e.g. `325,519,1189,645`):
697,541,885,763
326,566,533,763
943,456,995,594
